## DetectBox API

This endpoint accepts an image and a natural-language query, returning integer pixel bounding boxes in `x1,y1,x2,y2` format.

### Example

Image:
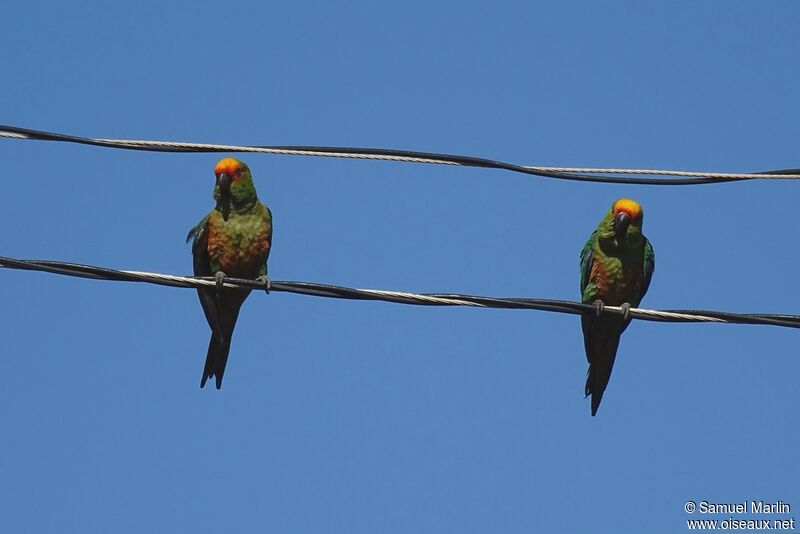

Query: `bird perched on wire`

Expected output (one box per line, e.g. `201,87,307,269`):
579,198,654,415
187,157,273,389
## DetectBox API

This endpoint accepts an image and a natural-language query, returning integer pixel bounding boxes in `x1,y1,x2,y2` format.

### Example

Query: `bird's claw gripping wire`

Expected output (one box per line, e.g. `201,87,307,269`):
257,275,271,294
215,271,226,301
593,300,631,321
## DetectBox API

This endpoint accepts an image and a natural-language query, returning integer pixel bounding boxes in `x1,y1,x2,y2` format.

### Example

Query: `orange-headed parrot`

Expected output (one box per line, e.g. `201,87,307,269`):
580,198,654,415
187,158,272,389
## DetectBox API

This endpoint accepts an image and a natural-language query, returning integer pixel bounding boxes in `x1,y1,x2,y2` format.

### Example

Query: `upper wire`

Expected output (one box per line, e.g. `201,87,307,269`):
2,254,799,329
2,124,799,185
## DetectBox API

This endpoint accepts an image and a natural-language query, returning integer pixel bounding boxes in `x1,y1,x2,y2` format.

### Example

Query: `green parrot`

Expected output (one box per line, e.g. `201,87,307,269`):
187,157,273,389
579,198,654,416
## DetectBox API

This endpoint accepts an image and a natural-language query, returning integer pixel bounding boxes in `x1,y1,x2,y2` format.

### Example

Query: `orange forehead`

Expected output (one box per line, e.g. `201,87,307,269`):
613,198,642,219
214,157,246,176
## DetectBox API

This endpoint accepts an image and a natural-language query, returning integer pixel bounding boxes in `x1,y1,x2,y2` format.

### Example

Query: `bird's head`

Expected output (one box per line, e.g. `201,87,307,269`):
213,158,257,218
602,198,644,246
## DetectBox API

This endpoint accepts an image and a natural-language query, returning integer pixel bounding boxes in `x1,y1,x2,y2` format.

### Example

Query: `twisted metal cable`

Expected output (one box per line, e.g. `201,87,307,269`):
2,255,799,329
2,124,799,185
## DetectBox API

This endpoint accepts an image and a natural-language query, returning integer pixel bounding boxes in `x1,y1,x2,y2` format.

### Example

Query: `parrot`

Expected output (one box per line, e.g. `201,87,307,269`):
187,157,273,389
579,198,654,416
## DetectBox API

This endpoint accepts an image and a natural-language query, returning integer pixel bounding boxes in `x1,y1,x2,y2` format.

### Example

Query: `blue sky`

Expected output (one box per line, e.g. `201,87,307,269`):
2,2,799,532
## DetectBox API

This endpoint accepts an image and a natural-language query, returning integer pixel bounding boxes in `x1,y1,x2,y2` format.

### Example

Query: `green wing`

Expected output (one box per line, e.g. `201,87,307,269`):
640,238,655,302
579,231,597,301
262,205,273,277
187,214,224,340
187,215,211,277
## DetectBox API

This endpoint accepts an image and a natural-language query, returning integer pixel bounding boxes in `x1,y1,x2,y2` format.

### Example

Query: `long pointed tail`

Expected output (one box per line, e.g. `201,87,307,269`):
198,290,249,390
585,352,616,415
200,335,233,389
582,315,625,416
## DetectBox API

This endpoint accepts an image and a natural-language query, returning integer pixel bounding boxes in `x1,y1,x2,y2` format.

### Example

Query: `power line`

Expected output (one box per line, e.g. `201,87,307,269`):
2,124,799,185
2,254,799,329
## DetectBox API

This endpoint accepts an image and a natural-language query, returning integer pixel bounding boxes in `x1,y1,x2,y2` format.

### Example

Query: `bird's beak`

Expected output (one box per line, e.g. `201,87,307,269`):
217,172,231,193
614,211,631,238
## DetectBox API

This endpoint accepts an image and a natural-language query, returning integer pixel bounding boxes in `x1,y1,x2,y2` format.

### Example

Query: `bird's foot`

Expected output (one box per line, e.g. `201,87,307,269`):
215,271,227,301
593,299,605,318
257,275,271,294
620,302,631,322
